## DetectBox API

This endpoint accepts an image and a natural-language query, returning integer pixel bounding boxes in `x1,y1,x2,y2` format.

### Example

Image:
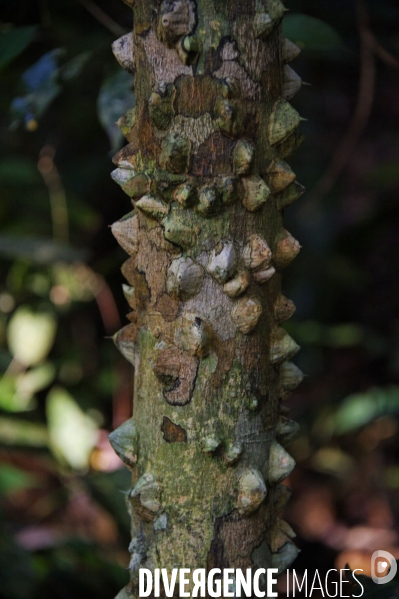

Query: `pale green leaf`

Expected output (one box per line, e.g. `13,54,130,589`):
0,375,36,412
7,306,57,367
16,362,56,397
332,386,399,434
46,386,98,470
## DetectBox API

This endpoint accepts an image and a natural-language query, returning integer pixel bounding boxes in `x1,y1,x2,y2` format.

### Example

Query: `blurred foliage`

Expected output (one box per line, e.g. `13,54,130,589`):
0,464,36,496
10,49,64,130
46,386,98,470
97,70,135,151
283,14,345,52
280,0,399,593
0,26,38,71
0,0,399,598
0,1,134,597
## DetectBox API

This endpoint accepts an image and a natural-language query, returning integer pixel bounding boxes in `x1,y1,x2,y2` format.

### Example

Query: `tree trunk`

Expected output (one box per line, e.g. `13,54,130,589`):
109,1,305,596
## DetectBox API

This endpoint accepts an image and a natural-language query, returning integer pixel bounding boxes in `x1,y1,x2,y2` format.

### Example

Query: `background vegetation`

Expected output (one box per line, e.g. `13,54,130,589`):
0,0,399,597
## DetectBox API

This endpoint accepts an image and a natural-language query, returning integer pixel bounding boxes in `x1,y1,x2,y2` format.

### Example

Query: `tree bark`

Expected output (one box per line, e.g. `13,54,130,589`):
109,1,305,596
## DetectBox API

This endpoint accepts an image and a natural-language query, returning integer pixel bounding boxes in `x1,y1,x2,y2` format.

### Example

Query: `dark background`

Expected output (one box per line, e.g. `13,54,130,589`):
0,0,398,597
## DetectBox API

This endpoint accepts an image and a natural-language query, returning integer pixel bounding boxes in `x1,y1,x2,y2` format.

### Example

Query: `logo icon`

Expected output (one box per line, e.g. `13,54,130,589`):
371,550,397,585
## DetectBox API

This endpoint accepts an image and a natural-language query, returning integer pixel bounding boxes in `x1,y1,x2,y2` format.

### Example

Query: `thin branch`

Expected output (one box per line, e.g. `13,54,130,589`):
304,0,376,209
38,146,69,244
93,276,122,335
371,37,399,69
77,0,128,37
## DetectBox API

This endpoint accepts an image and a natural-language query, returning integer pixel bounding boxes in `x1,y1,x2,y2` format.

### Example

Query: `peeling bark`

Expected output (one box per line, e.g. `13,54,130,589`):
109,1,305,597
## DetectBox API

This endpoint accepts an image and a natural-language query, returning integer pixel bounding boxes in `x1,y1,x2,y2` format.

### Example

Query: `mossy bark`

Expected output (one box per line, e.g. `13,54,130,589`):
110,1,305,597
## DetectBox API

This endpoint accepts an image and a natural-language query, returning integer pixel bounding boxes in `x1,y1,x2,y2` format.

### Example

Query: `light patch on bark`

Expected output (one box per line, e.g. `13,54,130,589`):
169,113,216,152
232,19,272,83
214,59,261,101
140,29,193,86
183,269,237,340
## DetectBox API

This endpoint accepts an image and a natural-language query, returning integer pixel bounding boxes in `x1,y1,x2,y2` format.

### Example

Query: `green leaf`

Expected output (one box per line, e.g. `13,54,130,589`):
0,26,37,71
365,161,399,190
283,14,344,52
0,465,36,496
332,386,399,434
0,157,41,186
286,320,363,348
0,375,36,412
17,362,56,397
0,235,88,264
97,70,135,151
0,417,48,447
7,306,57,367
0,365,55,413
325,324,364,348
311,447,354,478
46,386,98,470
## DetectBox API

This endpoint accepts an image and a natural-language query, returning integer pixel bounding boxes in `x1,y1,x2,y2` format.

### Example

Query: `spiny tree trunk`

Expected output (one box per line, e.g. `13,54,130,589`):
109,1,305,596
